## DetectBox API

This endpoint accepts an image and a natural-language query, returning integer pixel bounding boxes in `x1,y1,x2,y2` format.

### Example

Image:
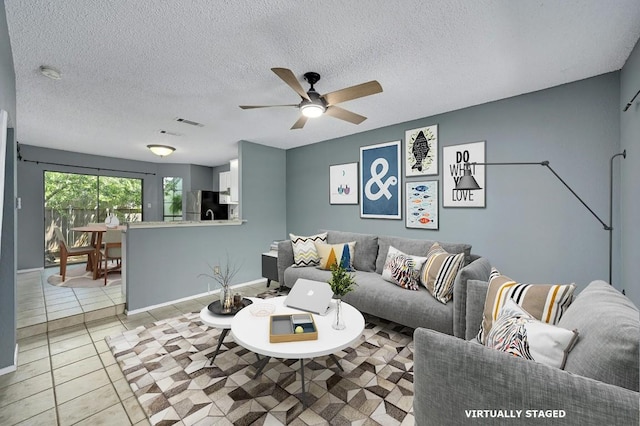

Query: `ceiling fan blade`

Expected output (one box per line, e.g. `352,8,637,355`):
325,105,367,125
239,104,298,110
322,80,383,106
271,68,311,101
290,115,308,130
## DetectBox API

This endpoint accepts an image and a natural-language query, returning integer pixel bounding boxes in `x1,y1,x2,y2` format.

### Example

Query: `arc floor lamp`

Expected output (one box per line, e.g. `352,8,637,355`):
455,151,626,285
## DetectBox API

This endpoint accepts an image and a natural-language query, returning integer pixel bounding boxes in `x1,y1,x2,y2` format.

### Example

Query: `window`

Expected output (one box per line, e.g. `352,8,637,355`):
163,177,183,221
44,171,142,266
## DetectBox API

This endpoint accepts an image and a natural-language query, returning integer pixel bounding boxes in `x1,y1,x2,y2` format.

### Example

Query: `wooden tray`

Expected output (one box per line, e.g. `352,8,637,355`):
269,314,318,343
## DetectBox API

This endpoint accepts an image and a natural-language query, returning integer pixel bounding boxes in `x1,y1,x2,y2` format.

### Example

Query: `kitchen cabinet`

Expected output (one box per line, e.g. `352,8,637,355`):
218,159,238,205
230,159,239,203
219,171,231,204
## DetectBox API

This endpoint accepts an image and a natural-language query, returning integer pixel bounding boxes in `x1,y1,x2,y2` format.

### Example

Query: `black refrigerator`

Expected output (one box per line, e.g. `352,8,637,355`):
186,190,229,221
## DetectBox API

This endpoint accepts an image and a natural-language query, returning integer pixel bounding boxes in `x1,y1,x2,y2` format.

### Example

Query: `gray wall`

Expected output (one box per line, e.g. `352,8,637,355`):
286,73,623,296
16,146,224,269
126,141,286,310
620,39,640,306
0,0,17,370
189,164,214,191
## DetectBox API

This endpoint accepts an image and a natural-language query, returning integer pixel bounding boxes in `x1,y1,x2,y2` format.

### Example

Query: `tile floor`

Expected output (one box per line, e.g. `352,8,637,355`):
1,266,274,425
16,267,126,340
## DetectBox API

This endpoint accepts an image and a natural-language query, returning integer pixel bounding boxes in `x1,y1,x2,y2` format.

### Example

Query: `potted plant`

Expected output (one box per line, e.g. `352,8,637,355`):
328,263,357,330
199,255,241,313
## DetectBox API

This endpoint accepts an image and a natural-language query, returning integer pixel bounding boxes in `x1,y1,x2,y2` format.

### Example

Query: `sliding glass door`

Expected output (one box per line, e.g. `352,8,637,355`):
44,171,142,266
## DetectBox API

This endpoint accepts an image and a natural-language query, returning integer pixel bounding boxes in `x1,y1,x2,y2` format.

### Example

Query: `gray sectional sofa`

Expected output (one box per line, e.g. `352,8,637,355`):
413,280,640,425
277,230,491,337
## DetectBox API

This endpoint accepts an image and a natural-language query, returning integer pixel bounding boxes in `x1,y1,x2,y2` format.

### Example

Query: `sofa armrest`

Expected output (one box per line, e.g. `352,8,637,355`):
277,240,294,287
452,257,491,338
413,328,639,426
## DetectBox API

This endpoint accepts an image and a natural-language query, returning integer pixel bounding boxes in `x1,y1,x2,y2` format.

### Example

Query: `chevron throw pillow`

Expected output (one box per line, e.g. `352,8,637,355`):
290,232,327,267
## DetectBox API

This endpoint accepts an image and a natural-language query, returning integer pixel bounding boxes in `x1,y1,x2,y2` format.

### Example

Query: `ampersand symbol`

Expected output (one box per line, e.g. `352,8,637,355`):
365,158,397,200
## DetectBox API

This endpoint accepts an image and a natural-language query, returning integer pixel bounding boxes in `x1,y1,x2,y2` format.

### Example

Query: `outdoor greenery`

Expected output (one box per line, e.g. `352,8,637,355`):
45,171,142,222
163,177,183,221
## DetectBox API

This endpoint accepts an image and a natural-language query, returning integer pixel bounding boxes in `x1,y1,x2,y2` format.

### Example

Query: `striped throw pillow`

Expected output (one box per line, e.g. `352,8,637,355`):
420,242,465,304
290,232,327,267
476,268,576,344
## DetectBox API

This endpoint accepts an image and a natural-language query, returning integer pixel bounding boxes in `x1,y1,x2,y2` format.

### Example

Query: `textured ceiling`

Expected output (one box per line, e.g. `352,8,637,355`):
5,0,640,167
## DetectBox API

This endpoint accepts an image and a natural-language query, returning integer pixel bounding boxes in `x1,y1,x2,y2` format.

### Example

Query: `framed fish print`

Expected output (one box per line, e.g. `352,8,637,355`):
360,141,402,219
443,141,486,207
405,124,438,176
406,181,438,229
329,162,358,204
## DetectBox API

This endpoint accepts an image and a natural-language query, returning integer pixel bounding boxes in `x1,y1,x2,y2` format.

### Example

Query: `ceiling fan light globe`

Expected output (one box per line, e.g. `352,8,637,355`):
301,103,325,118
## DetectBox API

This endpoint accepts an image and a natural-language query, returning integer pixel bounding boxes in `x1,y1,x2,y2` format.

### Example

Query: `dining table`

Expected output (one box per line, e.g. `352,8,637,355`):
71,224,126,280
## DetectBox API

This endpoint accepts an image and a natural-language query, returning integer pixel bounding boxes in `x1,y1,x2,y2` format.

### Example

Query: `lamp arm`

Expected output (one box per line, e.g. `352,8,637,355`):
542,162,610,231
469,161,610,230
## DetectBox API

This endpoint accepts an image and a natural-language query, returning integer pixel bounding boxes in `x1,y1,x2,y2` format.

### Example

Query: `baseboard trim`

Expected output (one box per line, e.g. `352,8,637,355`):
0,344,19,376
18,267,44,274
125,278,267,316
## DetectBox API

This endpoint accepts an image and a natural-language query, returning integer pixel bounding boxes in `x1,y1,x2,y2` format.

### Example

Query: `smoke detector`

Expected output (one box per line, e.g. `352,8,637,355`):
39,65,62,80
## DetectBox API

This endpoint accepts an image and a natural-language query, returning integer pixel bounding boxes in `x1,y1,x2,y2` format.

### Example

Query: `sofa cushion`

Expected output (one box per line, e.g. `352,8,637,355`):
375,235,471,274
314,241,356,271
558,280,639,392
477,269,576,344
323,230,379,272
420,242,465,304
290,232,327,267
465,279,489,340
381,246,426,290
486,299,578,369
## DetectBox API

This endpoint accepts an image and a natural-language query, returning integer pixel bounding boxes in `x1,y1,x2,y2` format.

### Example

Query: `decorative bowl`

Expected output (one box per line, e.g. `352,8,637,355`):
249,303,276,317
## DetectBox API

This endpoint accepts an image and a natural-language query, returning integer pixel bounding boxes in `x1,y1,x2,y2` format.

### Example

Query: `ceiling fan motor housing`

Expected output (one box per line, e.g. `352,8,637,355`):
303,72,321,89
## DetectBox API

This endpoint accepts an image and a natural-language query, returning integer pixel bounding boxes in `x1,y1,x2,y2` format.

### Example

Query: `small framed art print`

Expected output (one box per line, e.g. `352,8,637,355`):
406,180,438,229
329,162,358,204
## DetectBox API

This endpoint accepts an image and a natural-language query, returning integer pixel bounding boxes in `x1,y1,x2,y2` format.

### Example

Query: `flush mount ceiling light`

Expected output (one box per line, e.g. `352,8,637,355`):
39,65,61,80
147,144,176,157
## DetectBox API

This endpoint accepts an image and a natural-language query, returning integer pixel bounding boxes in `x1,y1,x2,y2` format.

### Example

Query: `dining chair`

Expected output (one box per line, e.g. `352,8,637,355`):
54,227,95,281
99,229,122,285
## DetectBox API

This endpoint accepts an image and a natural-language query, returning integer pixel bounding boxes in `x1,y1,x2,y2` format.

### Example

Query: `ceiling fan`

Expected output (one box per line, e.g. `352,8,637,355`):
239,68,383,129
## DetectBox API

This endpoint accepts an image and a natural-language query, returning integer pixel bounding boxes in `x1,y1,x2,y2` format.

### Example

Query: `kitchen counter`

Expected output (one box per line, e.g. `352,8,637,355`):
127,219,245,229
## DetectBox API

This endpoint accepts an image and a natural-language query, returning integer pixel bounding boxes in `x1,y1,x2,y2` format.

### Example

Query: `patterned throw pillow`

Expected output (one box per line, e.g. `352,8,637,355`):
381,246,427,290
476,268,576,345
289,232,327,267
486,299,578,369
314,241,356,271
420,242,465,304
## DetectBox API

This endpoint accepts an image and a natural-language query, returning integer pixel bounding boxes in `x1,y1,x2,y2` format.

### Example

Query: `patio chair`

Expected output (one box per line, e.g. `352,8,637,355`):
54,227,95,281
99,229,122,285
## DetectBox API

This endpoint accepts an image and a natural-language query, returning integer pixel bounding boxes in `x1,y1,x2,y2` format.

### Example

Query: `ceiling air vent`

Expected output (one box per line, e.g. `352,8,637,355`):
159,130,182,137
175,117,204,127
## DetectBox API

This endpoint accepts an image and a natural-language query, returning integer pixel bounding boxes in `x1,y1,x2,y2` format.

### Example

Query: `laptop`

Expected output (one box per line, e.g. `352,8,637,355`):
284,279,334,316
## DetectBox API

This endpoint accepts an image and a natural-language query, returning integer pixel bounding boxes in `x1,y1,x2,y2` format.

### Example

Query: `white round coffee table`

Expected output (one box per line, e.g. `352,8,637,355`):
231,296,365,399
199,297,260,365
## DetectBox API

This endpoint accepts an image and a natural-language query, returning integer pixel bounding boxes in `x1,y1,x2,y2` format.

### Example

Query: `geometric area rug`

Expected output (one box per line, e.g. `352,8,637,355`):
106,312,415,425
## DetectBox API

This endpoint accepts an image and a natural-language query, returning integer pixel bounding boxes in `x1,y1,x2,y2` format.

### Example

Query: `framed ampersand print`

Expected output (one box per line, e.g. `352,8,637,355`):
360,141,402,219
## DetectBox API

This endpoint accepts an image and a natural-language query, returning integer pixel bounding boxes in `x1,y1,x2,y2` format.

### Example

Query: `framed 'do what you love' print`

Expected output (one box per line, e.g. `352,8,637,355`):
360,141,401,219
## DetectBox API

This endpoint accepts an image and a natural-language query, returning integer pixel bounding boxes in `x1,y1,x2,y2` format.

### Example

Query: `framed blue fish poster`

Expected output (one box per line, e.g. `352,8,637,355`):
405,125,438,177
329,162,358,204
360,141,402,219
406,181,439,229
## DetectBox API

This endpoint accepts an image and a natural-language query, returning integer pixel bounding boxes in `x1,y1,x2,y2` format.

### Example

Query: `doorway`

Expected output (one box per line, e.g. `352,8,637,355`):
44,171,143,266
